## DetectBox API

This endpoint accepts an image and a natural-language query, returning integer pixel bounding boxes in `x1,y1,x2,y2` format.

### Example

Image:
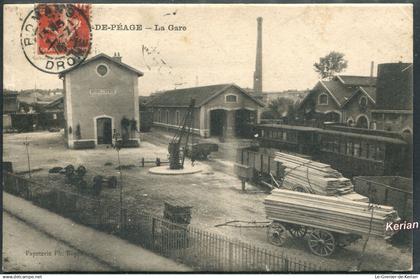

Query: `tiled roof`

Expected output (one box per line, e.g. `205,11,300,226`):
341,86,376,107
59,53,144,77
146,83,265,108
359,86,376,102
301,75,377,109
319,80,355,106
336,75,376,87
44,96,64,109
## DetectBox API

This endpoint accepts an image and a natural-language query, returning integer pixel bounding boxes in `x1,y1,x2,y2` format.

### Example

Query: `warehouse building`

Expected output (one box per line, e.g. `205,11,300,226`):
145,84,265,138
371,63,413,134
59,53,143,149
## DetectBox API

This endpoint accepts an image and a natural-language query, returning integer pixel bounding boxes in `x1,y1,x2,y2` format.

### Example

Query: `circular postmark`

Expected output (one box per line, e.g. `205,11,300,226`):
20,4,92,74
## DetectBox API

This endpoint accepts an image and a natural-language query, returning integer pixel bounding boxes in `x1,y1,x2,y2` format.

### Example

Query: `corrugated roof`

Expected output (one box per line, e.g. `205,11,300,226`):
258,123,407,144
59,53,144,77
257,123,318,131
336,75,377,86
146,83,265,108
320,129,407,145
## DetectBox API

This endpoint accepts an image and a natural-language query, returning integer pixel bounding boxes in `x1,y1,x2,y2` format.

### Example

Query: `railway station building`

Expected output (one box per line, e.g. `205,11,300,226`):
145,84,265,138
59,53,143,149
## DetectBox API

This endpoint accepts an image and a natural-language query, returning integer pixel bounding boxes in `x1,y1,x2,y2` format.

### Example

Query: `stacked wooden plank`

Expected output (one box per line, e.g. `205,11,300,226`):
274,152,354,196
264,189,400,238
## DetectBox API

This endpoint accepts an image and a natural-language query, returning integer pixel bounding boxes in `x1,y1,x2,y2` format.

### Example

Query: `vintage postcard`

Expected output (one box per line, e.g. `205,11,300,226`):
2,3,414,273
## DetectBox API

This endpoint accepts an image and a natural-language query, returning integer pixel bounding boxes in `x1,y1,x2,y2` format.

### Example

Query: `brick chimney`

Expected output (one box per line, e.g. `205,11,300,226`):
112,52,122,63
253,17,263,96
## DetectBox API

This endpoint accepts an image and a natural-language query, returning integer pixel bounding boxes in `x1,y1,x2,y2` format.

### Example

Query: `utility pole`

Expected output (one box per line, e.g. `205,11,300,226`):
24,137,31,178
113,130,124,231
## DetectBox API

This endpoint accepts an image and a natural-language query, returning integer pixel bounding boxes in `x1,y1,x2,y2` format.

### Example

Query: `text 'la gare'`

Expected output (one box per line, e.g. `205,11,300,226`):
154,24,187,31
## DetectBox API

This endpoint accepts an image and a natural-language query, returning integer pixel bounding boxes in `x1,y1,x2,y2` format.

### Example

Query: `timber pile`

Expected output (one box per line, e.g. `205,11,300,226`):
274,152,354,196
264,189,400,238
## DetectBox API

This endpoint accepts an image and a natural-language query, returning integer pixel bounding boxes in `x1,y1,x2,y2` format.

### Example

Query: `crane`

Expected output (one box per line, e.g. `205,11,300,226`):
168,98,195,169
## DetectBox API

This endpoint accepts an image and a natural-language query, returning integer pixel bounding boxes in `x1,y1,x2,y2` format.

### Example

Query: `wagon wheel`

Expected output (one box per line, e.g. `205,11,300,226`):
76,165,87,177
307,229,336,257
65,165,75,176
287,224,307,239
267,222,288,246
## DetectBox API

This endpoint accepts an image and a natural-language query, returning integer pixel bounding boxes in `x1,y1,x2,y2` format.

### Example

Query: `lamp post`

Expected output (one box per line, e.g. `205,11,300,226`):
23,137,31,178
113,130,124,231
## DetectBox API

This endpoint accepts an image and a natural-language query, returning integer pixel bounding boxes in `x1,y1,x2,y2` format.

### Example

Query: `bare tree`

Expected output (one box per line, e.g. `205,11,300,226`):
314,51,348,80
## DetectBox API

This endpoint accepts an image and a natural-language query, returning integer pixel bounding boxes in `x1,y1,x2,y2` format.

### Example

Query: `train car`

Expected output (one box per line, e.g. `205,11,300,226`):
235,147,286,187
257,124,319,155
254,123,411,178
316,128,410,177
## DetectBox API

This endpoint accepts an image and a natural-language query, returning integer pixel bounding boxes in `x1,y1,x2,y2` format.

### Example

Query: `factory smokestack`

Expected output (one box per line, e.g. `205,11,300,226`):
253,17,263,96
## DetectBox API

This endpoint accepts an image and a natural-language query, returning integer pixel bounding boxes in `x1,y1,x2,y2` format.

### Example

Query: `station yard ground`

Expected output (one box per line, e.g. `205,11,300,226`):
3,193,190,272
2,211,112,272
3,131,413,272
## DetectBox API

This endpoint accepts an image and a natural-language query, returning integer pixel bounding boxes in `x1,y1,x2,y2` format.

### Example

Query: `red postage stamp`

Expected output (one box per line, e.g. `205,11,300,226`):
36,4,91,56
21,3,92,74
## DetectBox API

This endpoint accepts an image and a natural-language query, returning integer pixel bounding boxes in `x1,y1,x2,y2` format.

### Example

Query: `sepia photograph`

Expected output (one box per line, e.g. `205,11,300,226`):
1,3,414,274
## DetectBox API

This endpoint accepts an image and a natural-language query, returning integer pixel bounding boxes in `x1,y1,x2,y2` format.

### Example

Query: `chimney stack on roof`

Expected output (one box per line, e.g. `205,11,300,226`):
370,61,375,87
113,52,122,63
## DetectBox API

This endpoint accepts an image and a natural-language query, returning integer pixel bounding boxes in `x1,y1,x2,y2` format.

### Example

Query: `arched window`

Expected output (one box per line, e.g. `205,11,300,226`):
318,93,328,105
347,118,354,126
359,96,368,107
359,96,368,112
225,94,238,103
325,111,340,123
356,115,369,129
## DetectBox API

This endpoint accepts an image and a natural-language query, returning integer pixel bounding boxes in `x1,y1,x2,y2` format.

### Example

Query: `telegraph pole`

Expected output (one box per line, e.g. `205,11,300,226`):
113,130,124,231
24,137,31,178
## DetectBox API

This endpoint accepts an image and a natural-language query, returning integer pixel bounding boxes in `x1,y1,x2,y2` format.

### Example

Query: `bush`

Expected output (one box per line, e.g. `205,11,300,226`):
73,140,95,149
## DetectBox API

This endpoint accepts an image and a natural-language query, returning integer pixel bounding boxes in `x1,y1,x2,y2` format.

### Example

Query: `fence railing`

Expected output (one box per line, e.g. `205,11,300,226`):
2,171,328,272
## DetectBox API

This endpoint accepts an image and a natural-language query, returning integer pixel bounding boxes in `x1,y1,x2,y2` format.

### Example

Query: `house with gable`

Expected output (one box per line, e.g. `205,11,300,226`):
299,75,376,128
59,53,143,149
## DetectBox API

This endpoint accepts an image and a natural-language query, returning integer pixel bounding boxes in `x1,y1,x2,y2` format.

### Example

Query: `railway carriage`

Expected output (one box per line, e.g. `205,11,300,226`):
316,129,409,177
257,124,318,155
254,123,410,178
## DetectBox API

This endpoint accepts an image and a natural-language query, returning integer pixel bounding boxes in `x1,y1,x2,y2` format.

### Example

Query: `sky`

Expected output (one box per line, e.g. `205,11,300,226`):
3,4,413,96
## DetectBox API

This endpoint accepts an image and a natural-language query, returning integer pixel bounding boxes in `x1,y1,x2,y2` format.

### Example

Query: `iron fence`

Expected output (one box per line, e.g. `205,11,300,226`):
2,171,328,272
